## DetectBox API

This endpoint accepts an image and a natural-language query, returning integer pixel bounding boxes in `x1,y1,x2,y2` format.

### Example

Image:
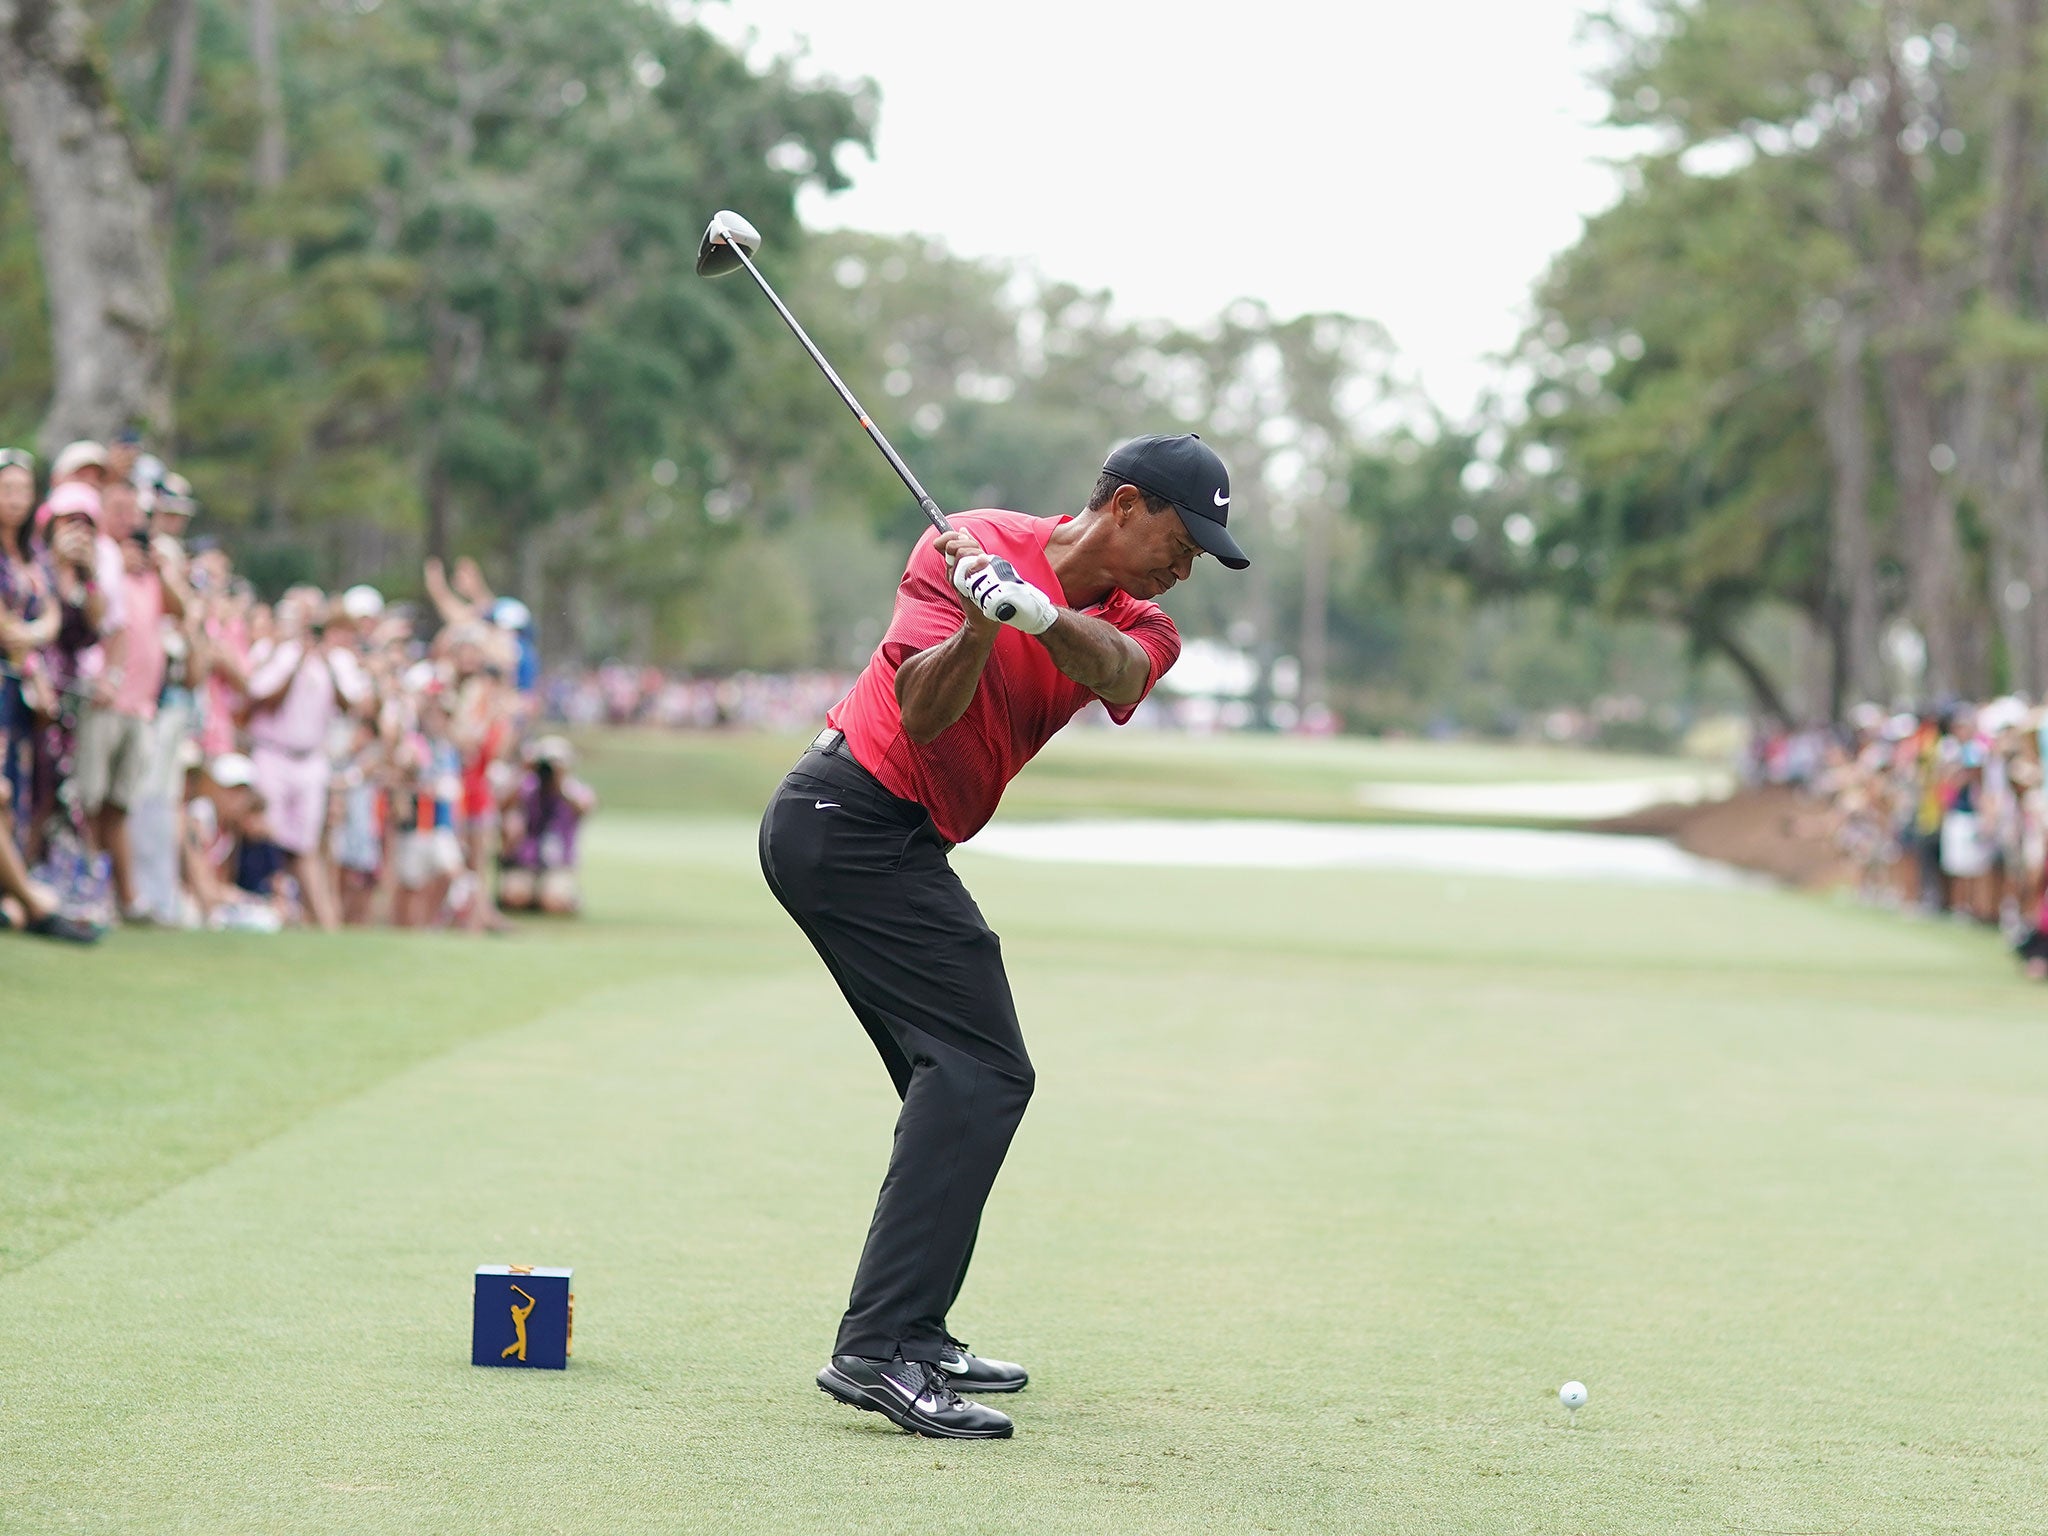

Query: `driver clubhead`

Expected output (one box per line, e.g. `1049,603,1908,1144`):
695,210,762,278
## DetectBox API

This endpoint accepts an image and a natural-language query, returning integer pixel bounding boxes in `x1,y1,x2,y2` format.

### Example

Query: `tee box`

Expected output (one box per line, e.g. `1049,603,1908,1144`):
472,1266,573,1370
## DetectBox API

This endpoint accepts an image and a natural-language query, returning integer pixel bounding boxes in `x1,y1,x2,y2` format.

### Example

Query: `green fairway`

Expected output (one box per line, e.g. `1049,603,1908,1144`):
570,725,1719,823
5,739,2047,1532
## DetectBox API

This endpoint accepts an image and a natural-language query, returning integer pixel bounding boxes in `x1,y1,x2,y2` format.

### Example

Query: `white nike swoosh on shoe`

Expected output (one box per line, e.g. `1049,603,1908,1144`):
814,801,840,810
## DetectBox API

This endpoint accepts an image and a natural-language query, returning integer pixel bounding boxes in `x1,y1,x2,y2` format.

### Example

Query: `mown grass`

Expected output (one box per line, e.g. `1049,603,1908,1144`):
569,725,1715,823
3,732,2042,1534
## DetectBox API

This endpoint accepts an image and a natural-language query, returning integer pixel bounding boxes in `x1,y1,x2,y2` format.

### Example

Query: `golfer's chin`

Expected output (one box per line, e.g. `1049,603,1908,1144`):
1139,573,1177,598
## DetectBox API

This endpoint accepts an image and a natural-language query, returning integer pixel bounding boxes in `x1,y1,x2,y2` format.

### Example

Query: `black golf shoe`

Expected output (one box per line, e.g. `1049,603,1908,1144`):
817,1354,1015,1439
937,1337,1028,1394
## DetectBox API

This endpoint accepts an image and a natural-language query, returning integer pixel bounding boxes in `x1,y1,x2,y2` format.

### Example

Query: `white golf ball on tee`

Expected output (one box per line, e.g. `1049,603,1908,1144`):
1559,1381,1588,1411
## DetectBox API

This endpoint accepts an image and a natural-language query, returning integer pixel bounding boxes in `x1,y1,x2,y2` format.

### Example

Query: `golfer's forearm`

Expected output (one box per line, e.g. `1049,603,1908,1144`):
896,623,998,743
1038,610,1148,705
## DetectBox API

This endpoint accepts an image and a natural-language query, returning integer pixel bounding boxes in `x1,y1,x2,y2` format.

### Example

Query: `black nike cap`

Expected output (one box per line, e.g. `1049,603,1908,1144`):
1101,433,1249,570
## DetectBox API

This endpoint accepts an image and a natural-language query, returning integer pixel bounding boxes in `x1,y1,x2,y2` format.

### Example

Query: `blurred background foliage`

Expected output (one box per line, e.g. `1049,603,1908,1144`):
10,0,2044,739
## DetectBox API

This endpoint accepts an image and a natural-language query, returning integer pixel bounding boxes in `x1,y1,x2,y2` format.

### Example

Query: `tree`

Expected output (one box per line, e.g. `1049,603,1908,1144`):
0,0,172,450
1500,0,2048,712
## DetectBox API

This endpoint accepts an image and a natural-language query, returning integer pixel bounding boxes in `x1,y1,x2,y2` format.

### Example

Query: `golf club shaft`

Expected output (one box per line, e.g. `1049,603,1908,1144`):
721,237,952,536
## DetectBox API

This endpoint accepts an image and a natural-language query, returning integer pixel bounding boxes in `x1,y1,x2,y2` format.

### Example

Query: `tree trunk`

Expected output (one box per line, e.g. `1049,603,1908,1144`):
1960,0,2042,695
518,528,548,659
1819,308,1883,707
1871,9,1964,695
1990,534,2031,695
1706,620,1796,725
0,0,173,452
154,0,199,227
1299,497,1328,713
422,297,482,562
424,445,454,565
249,0,288,271
2017,381,2048,687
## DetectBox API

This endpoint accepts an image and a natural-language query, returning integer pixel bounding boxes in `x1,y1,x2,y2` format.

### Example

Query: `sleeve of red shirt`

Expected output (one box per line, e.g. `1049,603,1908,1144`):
876,532,966,669
1101,600,1180,725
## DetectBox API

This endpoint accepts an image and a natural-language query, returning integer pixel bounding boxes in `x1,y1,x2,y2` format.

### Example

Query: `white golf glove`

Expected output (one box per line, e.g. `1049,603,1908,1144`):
949,552,1056,635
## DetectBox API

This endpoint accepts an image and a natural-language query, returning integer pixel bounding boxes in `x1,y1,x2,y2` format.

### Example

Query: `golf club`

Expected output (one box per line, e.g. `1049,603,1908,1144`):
695,209,1020,621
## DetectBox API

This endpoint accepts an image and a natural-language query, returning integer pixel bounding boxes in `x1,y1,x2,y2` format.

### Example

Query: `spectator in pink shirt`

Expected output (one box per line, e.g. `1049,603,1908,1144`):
188,548,252,758
46,442,126,636
244,588,366,931
70,473,184,922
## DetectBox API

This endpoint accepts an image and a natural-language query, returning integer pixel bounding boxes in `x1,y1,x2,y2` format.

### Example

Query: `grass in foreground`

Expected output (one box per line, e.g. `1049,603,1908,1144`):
4,734,2046,1533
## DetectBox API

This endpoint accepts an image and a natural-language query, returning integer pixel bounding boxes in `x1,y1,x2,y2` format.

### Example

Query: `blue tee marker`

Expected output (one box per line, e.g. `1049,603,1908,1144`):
473,1266,573,1369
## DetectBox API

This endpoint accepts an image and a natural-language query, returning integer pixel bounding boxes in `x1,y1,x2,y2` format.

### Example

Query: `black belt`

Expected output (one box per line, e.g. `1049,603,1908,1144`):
797,727,948,849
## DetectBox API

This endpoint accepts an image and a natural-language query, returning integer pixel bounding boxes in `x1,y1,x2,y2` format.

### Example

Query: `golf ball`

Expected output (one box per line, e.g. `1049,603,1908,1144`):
1558,1381,1588,1410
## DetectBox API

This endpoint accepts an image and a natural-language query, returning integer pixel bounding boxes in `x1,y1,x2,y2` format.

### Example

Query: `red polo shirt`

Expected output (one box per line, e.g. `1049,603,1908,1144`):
826,510,1180,843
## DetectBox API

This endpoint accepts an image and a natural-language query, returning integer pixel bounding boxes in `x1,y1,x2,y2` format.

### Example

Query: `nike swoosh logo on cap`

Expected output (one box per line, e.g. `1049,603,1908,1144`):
1213,489,1230,507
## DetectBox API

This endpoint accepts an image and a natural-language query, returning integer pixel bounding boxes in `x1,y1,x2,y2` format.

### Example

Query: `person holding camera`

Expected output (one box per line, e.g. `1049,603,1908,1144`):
243,588,367,931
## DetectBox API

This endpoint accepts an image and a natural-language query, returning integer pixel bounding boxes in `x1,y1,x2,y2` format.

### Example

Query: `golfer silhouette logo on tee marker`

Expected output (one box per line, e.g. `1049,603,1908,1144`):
501,1285,536,1362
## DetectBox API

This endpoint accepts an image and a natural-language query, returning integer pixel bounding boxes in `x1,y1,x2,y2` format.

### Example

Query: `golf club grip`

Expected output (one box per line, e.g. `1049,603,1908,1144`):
989,557,1020,621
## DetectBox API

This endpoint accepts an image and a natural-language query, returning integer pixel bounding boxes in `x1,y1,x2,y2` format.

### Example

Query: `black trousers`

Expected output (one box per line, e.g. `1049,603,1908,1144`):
759,735,1034,1364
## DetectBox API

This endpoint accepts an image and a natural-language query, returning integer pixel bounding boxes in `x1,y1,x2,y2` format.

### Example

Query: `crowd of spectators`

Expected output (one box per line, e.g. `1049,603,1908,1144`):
541,665,855,733
1757,700,2048,975
0,436,595,945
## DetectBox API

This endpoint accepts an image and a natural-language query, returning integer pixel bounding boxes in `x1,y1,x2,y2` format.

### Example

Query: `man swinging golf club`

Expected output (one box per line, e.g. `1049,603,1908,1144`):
693,210,1252,1438
759,434,1249,1439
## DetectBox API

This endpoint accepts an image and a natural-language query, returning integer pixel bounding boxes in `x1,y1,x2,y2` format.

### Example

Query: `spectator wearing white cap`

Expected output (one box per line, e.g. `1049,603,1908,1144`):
341,584,384,624
491,596,539,697
49,440,109,490
334,585,391,671
179,750,278,932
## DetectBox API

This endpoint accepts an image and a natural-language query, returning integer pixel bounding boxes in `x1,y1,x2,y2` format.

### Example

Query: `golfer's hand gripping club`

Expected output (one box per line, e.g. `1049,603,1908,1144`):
949,552,1056,635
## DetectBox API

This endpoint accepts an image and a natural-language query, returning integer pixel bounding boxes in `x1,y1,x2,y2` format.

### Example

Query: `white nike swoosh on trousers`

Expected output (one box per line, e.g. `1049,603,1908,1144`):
815,801,840,810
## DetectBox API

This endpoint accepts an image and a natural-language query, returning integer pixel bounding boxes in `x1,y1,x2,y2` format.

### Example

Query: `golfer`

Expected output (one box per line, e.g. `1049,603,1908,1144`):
760,434,1248,1439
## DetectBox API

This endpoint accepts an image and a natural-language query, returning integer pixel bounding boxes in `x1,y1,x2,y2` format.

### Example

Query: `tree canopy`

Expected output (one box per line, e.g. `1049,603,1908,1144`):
6,0,1964,731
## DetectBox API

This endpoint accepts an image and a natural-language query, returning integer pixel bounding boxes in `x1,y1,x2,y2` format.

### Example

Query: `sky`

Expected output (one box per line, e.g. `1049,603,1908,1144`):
703,0,1639,423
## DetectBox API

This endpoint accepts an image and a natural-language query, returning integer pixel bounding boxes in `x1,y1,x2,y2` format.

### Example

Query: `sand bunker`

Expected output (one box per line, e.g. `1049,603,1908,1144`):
964,818,1750,887
1351,773,1734,820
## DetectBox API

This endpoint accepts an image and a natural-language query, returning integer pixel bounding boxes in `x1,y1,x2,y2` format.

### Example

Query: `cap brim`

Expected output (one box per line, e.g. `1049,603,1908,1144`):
1179,508,1250,570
